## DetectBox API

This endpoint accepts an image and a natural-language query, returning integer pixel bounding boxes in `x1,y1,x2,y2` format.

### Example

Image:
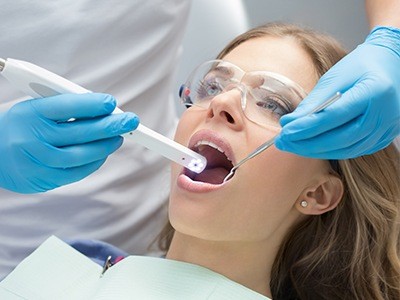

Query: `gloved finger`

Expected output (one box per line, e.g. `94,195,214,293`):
278,81,375,142
275,122,358,159
50,159,106,187
45,112,139,146
317,133,392,159
29,136,124,168
361,125,399,155
276,112,398,159
278,107,357,143
275,115,376,159
31,159,106,193
29,93,117,121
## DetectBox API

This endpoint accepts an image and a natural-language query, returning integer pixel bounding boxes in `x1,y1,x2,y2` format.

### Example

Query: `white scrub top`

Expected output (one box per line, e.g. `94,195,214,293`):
0,0,249,279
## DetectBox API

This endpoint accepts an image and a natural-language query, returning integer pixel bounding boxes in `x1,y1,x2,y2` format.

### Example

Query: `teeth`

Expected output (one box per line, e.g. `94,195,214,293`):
195,140,223,153
194,140,231,162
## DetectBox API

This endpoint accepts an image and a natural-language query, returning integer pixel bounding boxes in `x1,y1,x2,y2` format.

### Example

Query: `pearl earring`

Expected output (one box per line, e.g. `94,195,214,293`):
300,200,308,208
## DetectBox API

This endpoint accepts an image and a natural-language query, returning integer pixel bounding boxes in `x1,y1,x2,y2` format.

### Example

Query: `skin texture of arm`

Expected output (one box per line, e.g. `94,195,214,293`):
365,0,400,28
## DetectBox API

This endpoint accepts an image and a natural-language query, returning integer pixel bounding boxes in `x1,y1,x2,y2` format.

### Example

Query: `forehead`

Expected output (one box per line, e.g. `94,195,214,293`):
205,61,307,103
222,36,318,93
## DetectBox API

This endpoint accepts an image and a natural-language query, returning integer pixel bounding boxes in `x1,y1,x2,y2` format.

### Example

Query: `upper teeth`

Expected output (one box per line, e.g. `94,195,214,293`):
194,140,231,161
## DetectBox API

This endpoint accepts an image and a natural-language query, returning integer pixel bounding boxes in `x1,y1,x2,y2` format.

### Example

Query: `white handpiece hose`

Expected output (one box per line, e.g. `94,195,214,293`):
0,58,206,173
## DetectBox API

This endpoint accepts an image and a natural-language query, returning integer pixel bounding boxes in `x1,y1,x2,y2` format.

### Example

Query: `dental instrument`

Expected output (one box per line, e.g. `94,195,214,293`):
223,92,342,182
0,58,206,173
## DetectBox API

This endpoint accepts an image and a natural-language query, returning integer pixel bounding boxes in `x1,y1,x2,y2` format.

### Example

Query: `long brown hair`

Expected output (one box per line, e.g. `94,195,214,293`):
157,23,400,299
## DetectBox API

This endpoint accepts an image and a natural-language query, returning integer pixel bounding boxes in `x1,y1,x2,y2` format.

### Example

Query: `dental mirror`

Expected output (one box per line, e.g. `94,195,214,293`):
223,92,342,182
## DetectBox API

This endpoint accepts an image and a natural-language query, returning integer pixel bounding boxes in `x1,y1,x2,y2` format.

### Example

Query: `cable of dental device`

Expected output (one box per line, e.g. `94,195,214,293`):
223,92,342,182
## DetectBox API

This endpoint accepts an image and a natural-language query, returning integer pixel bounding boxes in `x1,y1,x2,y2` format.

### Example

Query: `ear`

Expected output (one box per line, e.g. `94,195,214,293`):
296,175,344,215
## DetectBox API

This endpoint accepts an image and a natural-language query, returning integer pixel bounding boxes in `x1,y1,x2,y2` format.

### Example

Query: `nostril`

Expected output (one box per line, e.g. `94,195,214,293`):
222,111,235,124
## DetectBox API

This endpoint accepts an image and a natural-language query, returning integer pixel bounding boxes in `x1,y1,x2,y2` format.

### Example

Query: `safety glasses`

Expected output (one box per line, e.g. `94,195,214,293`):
179,60,307,128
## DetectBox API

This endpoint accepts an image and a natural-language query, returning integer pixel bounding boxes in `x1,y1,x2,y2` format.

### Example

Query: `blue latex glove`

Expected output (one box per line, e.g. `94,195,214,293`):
275,26,400,159
0,93,139,193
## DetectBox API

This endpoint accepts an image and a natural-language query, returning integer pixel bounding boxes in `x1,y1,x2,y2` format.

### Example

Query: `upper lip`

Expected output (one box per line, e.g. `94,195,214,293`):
188,129,236,165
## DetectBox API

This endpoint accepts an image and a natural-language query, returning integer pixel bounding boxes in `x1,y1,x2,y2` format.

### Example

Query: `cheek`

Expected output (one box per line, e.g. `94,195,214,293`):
173,110,194,144
171,110,203,179
227,151,319,239
243,148,322,202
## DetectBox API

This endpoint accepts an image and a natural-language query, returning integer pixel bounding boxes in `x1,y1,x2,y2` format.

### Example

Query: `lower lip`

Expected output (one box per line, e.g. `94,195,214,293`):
177,174,226,193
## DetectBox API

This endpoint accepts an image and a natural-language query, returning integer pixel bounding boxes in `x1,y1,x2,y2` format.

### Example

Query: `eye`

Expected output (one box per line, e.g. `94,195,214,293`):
256,99,287,116
197,79,224,100
256,94,292,117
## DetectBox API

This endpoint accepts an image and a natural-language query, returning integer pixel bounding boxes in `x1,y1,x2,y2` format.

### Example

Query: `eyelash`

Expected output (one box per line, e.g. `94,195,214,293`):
255,93,292,117
196,80,223,100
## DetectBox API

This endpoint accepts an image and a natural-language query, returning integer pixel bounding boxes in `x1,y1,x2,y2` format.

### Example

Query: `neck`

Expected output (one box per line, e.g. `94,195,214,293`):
166,232,278,297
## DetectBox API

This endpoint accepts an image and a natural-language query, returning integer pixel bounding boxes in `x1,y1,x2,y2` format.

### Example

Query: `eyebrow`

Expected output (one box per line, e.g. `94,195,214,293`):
209,65,235,79
207,61,306,109
243,73,301,107
264,86,296,111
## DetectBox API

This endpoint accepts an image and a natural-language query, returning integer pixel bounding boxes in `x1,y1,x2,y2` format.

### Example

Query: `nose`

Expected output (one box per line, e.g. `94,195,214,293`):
206,87,245,130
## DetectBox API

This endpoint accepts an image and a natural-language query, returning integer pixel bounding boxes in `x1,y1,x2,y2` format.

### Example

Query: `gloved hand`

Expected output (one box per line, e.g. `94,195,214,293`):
275,26,400,159
0,93,139,193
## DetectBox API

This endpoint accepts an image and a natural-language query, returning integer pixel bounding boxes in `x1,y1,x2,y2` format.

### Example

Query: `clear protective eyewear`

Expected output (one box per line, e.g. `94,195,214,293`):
179,60,308,128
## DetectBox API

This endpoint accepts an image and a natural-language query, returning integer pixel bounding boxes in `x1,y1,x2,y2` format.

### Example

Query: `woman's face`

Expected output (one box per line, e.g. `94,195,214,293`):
169,36,330,244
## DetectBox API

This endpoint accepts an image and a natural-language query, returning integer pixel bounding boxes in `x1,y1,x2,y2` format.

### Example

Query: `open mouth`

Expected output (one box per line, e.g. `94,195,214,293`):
184,140,234,185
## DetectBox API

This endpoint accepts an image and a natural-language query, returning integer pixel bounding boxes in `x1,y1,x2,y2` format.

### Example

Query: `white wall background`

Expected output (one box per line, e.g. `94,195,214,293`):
243,0,369,50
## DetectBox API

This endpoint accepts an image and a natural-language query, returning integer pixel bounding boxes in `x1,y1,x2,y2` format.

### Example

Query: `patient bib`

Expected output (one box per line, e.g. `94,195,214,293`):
0,236,270,299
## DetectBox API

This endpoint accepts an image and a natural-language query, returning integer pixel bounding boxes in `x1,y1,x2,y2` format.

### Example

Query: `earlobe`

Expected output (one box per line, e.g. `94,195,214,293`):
297,175,344,215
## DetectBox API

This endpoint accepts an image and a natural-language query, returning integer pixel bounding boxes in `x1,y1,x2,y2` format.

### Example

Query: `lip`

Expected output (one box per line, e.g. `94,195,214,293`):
176,129,236,193
177,174,225,193
188,129,236,165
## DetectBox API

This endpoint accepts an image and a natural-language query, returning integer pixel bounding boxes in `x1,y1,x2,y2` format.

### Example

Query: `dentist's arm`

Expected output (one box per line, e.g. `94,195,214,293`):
0,93,139,194
365,0,400,28
275,0,400,159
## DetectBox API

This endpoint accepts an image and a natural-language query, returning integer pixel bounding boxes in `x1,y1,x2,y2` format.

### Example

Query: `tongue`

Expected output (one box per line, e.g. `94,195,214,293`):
193,167,228,184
